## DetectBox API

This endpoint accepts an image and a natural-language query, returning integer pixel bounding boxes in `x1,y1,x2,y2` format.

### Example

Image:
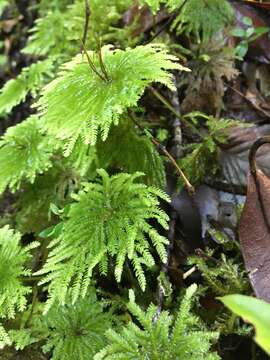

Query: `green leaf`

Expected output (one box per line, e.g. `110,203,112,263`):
231,28,246,38
220,294,270,355
242,16,253,26
235,42,248,59
246,27,255,38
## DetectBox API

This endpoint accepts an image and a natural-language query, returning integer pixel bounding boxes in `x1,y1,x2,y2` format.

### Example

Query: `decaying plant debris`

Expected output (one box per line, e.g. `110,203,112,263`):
1,0,270,359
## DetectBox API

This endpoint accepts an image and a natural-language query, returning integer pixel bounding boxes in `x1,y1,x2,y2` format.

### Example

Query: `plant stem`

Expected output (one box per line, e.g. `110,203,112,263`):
81,0,91,49
129,112,194,194
149,86,201,137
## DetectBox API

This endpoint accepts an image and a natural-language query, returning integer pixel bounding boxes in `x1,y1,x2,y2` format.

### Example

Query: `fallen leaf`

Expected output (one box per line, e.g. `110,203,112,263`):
122,2,169,37
219,124,270,188
239,136,270,302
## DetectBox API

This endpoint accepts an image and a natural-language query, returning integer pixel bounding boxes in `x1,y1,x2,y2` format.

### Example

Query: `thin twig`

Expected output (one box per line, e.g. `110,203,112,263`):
81,40,107,82
183,266,197,279
129,112,194,194
81,0,91,49
98,41,110,82
143,13,176,45
149,86,200,136
169,76,182,158
225,83,270,120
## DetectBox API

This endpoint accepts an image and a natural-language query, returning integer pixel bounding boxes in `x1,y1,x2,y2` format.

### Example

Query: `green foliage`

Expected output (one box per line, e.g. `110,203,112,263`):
0,0,8,16
0,324,11,349
15,166,77,234
25,0,132,56
0,59,54,117
95,285,220,359
220,295,270,355
97,120,165,188
0,0,133,119
138,0,164,13
231,16,268,59
23,11,72,57
170,0,234,41
189,250,249,296
8,287,114,358
0,116,53,194
15,140,96,234
36,169,170,309
38,44,186,154
0,0,251,358
0,226,38,319
40,287,113,360
37,0,73,14
179,112,236,185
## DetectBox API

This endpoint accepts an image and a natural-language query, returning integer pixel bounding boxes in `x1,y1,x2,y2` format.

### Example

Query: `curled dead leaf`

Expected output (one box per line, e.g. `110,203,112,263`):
239,135,270,302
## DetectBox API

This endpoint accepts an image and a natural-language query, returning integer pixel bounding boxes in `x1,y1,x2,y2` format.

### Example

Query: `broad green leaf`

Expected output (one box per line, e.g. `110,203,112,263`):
220,294,270,355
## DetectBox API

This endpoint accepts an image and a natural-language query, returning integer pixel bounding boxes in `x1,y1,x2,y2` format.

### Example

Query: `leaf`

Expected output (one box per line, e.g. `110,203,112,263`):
239,137,270,302
231,28,246,38
242,16,253,26
220,294,270,355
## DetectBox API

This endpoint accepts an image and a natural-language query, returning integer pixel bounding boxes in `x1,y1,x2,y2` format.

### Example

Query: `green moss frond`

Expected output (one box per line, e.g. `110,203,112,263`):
38,44,187,154
0,116,53,194
36,169,170,308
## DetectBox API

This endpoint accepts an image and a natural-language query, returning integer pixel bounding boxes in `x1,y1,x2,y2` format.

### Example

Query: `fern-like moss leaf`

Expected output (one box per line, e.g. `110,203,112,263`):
0,226,38,319
38,44,188,154
40,288,112,360
0,116,53,194
95,285,220,360
36,169,170,308
0,59,54,117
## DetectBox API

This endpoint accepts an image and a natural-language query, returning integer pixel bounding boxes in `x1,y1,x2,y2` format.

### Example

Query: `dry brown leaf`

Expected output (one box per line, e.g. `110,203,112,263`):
219,125,270,187
239,136,270,302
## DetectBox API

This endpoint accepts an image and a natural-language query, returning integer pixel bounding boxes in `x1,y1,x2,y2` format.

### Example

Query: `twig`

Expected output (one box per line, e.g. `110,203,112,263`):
169,76,182,158
81,0,91,49
149,86,200,137
143,13,176,45
129,112,194,194
150,86,182,122
98,41,110,82
183,266,197,280
81,40,107,82
225,83,270,120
